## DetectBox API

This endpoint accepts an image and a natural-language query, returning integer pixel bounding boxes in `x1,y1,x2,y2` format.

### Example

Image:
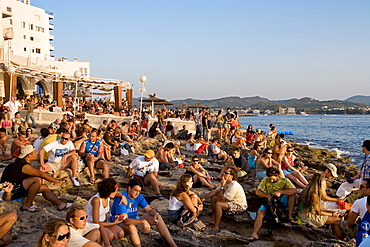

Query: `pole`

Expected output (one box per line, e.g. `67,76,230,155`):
139,82,144,118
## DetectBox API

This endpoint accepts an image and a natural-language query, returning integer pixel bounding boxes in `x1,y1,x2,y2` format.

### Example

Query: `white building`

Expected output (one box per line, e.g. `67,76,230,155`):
0,0,90,99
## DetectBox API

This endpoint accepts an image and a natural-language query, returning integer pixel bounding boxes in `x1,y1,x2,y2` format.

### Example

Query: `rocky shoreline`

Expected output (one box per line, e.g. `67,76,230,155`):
0,136,362,247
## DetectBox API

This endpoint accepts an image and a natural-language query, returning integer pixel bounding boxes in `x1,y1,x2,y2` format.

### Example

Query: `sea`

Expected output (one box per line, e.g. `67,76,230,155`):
238,114,370,166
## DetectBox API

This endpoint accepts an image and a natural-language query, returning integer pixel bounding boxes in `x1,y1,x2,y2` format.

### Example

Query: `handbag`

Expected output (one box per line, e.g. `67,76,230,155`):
177,209,198,227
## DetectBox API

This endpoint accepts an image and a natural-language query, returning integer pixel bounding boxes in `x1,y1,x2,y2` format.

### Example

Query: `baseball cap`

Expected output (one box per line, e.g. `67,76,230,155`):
325,163,338,177
19,145,35,158
144,150,155,158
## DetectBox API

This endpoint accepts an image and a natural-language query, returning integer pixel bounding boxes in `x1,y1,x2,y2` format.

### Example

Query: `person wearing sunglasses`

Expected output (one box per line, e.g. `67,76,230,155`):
255,148,282,180
35,218,70,247
66,204,111,247
39,132,80,187
201,167,247,231
280,147,308,188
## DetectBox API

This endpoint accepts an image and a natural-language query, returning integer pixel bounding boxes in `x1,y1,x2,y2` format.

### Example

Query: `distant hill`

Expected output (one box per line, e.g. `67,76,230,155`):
345,95,370,105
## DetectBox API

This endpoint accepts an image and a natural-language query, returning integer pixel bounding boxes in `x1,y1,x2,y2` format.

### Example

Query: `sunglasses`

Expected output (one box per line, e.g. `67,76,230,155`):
287,150,293,152
192,160,199,162
61,137,69,140
266,152,273,154
224,171,230,175
74,215,88,220
52,232,70,241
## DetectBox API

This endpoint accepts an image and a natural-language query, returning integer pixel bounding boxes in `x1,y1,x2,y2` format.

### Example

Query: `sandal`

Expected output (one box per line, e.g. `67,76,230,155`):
57,203,73,211
289,218,298,224
20,205,41,212
156,193,164,200
247,236,259,242
89,178,96,184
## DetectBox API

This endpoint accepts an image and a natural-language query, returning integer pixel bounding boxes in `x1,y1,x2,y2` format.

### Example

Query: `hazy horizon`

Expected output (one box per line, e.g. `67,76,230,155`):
32,0,370,101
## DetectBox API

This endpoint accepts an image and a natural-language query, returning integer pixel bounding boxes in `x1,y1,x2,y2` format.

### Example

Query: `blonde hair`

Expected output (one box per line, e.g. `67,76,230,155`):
171,174,192,198
35,218,69,247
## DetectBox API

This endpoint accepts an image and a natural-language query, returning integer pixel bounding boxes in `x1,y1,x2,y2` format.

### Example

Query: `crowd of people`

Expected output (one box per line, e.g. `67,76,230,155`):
0,99,370,246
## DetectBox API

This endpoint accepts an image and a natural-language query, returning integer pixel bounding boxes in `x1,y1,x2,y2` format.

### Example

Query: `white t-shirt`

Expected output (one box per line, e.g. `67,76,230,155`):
4,100,22,117
217,180,248,210
33,136,45,153
352,197,367,218
43,140,75,163
68,223,100,247
129,156,159,177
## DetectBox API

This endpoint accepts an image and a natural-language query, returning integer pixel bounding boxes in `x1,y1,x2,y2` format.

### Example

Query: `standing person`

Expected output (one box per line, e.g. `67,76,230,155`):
25,98,37,128
39,132,80,187
298,174,342,239
336,140,370,199
194,109,203,138
66,204,111,247
3,96,22,119
216,110,224,139
168,174,203,224
35,218,70,247
111,178,178,247
202,112,210,141
202,167,248,230
123,150,164,200
78,129,109,184
248,167,297,241
85,178,125,241
1,145,71,211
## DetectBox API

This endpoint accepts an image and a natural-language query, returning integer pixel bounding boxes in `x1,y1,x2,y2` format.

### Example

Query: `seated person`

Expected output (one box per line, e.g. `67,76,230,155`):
168,174,203,224
120,122,134,143
11,112,27,136
217,148,248,179
202,167,248,230
357,195,370,246
124,150,164,200
248,167,297,241
255,148,281,180
156,142,176,170
148,122,166,142
39,132,79,187
0,128,12,161
193,135,208,155
208,138,229,162
185,156,215,189
10,131,31,158
230,129,247,149
349,179,370,226
128,122,142,141
66,204,111,247
0,210,17,246
281,147,308,188
185,133,195,152
298,173,342,239
111,178,177,247
1,145,71,212
103,127,119,155
78,129,109,184
165,121,175,138
177,125,188,140
35,218,70,247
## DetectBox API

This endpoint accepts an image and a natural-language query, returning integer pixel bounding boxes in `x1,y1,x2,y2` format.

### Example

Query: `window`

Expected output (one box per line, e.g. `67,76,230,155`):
21,22,26,28
32,49,34,53
30,36,34,41
36,26,45,33
23,35,26,39
79,68,88,76
24,47,27,51
29,23,33,30
35,15,40,21
9,19,13,25
36,48,41,54
6,7,12,12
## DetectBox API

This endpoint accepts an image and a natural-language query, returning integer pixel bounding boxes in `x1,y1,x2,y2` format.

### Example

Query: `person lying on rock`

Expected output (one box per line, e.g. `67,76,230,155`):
124,150,164,200
0,145,71,212
202,167,248,231
248,167,297,241
111,178,178,247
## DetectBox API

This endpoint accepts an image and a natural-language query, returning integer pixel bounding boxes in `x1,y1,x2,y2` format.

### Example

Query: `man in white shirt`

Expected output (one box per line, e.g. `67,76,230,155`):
66,204,111,247
348,178,370,225
124,150,164,200
202,167,248,231
39,132,79,186
4,96,22,118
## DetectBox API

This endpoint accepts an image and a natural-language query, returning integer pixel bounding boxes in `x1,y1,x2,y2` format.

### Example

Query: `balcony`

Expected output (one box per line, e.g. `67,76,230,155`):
50,45,55,51
3,28,14,40
49,23,54,30
45,10,54,19
2,7,12,18
49,34,54,41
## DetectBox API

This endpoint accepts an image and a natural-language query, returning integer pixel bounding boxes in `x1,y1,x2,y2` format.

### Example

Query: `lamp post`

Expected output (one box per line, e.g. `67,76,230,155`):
7,65,15,98
74,70,81,116
139,75,147,118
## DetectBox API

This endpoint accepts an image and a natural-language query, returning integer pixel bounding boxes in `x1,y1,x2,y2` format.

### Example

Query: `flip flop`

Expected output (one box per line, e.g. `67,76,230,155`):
247,236,259,242
20,205,41,212
289,218,298,224
156,193,164,200
57,202,73,211
89,178,96,184
204,222,215,226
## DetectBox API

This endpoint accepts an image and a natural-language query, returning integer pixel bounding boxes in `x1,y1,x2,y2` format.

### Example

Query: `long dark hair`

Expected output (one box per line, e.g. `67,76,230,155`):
171,174,192,198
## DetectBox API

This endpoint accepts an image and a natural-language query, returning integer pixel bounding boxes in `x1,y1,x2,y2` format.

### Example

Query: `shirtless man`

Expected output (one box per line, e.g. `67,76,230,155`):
156,142,176,170
10,131,31,158
0,128,12,161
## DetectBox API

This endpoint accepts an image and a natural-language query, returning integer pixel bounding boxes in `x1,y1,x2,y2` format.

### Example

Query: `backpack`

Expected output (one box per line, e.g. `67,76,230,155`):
262,195,289,235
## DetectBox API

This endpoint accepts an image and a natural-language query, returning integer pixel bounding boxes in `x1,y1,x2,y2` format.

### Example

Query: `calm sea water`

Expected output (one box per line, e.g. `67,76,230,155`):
238,115,370,165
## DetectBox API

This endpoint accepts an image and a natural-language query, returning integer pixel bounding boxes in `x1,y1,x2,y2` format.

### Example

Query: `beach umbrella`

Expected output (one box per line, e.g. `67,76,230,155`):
142,93,170,115
187,102,206,113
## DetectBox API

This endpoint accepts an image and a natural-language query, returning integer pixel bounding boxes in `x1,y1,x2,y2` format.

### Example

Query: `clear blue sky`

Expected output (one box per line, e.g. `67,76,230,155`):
32,0,370,101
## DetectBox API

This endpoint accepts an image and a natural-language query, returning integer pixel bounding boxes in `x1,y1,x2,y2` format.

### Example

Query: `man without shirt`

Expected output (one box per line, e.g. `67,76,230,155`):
10,131,31,158
0,128,12,161
156,142,176,170
66,204,111,247
39,132,80,187
111,178,177,247
202,167,248,230
124,150,164,200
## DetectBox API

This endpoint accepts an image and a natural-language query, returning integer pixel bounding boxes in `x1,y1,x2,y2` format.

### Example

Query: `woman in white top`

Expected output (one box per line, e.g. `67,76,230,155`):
168,174,203,224
86,178,126,242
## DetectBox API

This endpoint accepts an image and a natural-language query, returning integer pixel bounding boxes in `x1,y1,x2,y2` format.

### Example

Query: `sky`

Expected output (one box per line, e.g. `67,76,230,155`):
31,0,370,101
